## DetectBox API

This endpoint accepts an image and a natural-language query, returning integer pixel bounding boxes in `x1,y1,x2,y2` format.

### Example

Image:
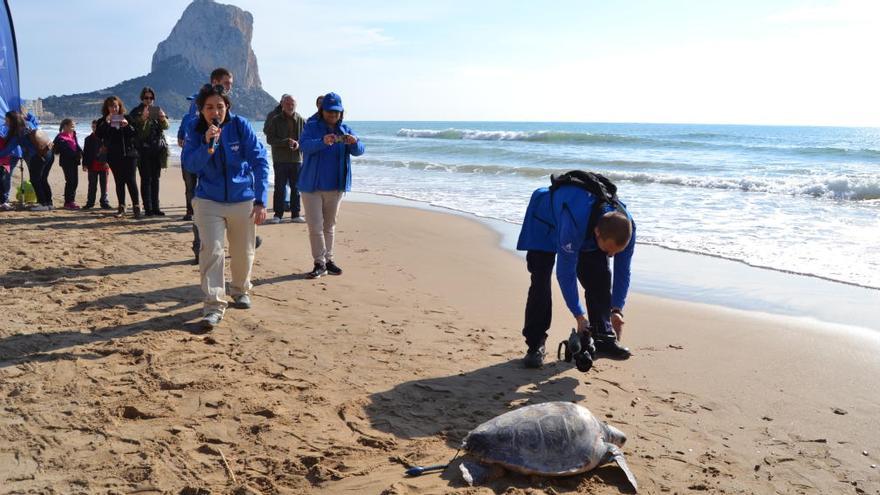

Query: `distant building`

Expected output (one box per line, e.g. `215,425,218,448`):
23,98,55,121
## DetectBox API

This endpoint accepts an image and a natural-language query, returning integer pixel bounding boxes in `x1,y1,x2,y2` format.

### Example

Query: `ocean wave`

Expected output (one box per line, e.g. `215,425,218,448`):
397,128,646,145
353,158,880,201
395,128,880,160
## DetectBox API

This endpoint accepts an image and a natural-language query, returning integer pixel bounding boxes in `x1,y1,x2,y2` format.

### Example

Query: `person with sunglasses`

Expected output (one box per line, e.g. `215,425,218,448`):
182,83,270,330
130,86,169,216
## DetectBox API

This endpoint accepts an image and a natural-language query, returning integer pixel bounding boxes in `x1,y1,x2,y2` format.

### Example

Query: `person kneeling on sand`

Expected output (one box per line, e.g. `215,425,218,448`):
516,171,636,368
182,84,270,330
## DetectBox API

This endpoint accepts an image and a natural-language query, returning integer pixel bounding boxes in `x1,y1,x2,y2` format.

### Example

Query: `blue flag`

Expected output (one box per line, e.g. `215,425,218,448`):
0,0,20,115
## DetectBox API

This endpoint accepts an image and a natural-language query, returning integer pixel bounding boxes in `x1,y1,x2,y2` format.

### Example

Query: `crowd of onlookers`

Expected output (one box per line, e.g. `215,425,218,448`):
0,87,169,216
0,66,366,331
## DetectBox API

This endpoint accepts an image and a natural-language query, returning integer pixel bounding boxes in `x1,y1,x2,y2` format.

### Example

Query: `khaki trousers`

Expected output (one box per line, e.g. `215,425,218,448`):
192,197,256,315
301,191,344,264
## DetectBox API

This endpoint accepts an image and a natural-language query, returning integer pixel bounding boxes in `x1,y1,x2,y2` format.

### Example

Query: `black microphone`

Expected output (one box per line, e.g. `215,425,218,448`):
207,117,220,154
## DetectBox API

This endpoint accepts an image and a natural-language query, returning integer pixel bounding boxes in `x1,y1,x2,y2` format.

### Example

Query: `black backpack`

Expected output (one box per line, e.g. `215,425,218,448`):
549,170,625,232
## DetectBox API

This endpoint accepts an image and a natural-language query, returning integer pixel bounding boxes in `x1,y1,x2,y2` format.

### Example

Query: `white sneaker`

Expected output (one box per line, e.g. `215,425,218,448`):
291,216,306,224
265,216,282,224
0,203,12,211
30,204,50,212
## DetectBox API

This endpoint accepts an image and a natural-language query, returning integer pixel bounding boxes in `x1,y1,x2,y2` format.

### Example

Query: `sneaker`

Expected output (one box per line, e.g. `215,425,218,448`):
182,214,193,221
201,311,223,330
0,203,12,211
291,216,306,224
265,216,282,224
133,206,142,219
594,338,632,359
232,294,251,309
144,209,155,217
64,202,81,210
30,204,50,212
115,206,125,218
100,202,113,210
82,203,94,210
523,346,546,369
153,210,166,216
307,262,327,279
255,236,263,249
325,260,343,276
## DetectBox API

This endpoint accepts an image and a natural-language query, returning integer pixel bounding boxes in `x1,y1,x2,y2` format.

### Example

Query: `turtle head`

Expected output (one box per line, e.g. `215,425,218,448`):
602,423,627,448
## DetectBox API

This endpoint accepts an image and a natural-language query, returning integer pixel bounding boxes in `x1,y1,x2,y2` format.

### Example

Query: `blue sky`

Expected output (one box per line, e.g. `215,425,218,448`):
9,0,880,125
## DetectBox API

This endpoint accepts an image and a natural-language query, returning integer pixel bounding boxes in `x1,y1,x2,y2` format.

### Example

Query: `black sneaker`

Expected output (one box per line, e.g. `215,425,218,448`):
182,214,193,221
325,260,342,275
100,202,113,210
523,346,546,369
594,338,632,359
307,263,327,279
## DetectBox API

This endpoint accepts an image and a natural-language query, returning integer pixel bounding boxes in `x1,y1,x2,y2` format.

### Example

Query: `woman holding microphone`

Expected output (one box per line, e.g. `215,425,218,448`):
297,92,365,278
182,84,270,329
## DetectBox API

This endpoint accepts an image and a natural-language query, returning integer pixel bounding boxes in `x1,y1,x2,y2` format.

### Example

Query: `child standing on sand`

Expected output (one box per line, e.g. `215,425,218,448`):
52,118,83,210
81,120,111,210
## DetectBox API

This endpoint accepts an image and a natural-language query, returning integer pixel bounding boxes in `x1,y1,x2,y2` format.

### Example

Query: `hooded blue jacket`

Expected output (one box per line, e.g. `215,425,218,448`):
297,118,365,193
182,112,270,205
516,184,636,317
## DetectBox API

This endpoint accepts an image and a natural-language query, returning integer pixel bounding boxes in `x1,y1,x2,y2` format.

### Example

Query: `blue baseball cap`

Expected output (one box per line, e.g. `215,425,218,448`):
322,92,344,112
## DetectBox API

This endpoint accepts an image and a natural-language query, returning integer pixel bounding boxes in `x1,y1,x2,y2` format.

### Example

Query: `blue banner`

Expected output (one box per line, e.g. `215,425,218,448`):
0,0,20,114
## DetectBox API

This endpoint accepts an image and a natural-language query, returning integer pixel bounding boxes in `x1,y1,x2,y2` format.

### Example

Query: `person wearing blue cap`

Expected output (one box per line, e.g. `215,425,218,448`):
297,92,365,278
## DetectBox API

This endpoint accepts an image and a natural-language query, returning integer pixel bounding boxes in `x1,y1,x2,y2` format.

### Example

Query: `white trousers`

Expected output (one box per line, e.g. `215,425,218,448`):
192,198,256,314
301,191,344,264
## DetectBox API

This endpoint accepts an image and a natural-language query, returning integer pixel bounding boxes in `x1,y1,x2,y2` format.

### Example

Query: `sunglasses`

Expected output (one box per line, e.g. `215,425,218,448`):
202,83,227,95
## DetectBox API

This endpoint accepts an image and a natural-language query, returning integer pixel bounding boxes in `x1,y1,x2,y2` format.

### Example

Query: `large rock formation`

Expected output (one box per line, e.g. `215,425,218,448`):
42,0,276,120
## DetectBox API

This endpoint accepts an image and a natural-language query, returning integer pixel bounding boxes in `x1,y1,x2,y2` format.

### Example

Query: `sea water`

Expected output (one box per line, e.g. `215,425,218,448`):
61,120,879,325
69,120,880,289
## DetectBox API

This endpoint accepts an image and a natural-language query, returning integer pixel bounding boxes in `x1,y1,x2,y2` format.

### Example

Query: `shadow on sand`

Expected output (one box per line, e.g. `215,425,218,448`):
0,284,204,368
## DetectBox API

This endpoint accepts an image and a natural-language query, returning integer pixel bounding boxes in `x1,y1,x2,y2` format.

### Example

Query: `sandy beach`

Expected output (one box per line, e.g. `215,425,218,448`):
1,164,879,495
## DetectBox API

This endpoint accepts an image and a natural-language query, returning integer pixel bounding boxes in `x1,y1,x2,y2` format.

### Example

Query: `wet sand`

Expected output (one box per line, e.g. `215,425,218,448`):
1,164,878,494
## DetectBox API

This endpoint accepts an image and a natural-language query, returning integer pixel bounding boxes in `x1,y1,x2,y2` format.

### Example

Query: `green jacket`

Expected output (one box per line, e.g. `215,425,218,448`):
265,111,304,164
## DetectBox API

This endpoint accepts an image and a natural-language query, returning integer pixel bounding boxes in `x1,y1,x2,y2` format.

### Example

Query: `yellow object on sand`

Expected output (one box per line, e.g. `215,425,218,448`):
16,180,37,204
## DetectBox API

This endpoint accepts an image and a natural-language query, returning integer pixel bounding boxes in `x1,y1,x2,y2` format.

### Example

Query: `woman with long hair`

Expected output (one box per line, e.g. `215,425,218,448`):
297,92,365,278
182,84,270,329
0,110,55,211
130,86,169,215
96,96,141,218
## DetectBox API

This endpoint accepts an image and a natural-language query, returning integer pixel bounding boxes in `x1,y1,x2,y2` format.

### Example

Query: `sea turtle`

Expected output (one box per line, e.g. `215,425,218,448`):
459,401,638,492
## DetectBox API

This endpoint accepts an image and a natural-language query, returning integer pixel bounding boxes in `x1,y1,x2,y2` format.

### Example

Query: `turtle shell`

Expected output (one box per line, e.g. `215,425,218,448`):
462,401,608,476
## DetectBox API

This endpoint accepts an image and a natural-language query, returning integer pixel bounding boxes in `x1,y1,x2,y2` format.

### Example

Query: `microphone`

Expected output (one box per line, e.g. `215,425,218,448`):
207,117,220,154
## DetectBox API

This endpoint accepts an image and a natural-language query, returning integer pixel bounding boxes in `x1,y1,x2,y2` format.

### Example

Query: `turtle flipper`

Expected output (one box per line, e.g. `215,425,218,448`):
606,444,638,492
460,460,488,486
460,461,504,486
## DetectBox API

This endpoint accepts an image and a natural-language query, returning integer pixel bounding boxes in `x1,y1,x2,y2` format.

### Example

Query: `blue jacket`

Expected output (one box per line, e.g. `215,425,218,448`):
0,133,38,160
516,185,636,316
182,113,270,205
177,93,199,142
297,119,365,193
